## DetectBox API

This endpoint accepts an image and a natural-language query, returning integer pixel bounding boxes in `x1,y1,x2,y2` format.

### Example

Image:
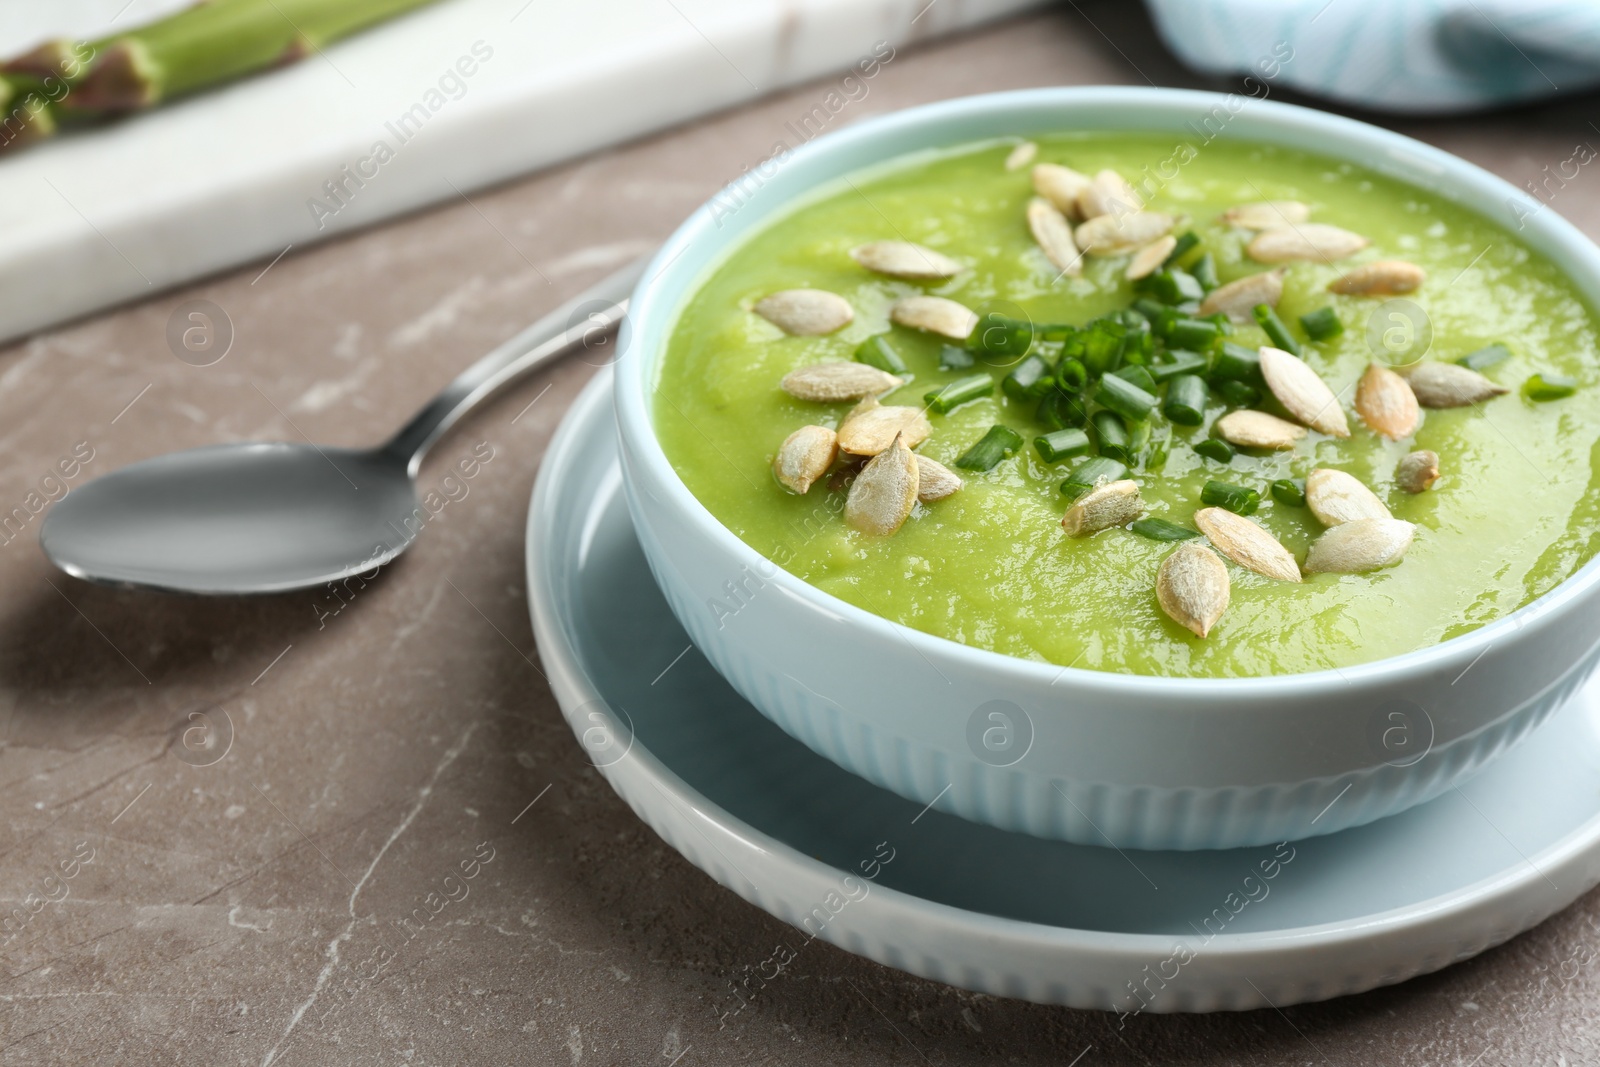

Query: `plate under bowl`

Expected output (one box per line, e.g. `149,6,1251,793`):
529,370,1600,1012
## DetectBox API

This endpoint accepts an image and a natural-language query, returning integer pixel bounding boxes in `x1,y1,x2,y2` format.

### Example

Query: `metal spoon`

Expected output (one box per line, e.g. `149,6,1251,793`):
40,257,646,595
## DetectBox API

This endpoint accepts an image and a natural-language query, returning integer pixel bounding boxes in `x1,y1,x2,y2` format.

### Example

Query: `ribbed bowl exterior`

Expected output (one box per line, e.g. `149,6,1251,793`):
611,88,1600,851
626,467,1598,848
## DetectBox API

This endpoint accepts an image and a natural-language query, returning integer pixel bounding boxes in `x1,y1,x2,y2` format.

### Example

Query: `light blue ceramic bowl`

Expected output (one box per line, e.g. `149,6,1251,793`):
612,87,1600,850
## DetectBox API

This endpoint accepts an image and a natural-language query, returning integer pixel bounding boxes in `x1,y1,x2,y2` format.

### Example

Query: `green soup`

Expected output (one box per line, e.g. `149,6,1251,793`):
653,135,1600,678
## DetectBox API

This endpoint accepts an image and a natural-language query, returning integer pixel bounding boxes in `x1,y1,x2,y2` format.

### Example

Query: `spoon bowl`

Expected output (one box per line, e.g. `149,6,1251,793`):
42,443,418,594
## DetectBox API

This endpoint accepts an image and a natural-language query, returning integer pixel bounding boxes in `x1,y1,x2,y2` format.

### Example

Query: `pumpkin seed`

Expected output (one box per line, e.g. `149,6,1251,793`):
1354,363,1420,439
753,289,854,335
1031,163,1090,216
850,240,962,280
780,362,902,402
1074,211,1177,257
1005,141,1039,171
1328,260,1426,296
773,425,838,494
1397,450,1440,493
1214,409,1306,450
836,396,932,456
1027,197,1082,275
1259,346,1351,437
1194,507,1301,582
1061,479,1143,536
1304,518,1416,573
1126,235,1177,281
1198,269,1284,320
915,454,963,502
1077,169,1144,219
1247,223,1370,263
891,295,979,340
1157,542,1230,638
1221,200,1312,229
1398,361,1510,408
845,433,919,536
1305,468,1391,526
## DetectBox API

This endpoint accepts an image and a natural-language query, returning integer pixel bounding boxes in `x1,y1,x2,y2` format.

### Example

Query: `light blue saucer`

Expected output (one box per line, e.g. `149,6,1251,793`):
527,370,1600,1012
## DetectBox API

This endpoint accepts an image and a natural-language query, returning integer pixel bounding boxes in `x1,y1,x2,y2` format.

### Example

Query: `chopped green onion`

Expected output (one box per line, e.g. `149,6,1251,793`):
924,373,994,414
1459,343,1511,371
1148,349,1210,383
1270,478,1306,508
955,424,1025,471
1299,307,1343,342
939,344,976,371
855,334,908,374
968,312,1034,360
1161,316,1223,351
1037,391,1088,430
1253,304,1301,356
1523,373,1578,401
1163,374,1209,426
1127,419,1151,462
1164,231,1200,265
1060,456,1127,498
1142,268,1205,305
1191,253,1219,291
1131,517,1200,542
1093,410,1132,462
1213,379,1261,407
1201,480,1260,515
1056,357,1089,392
1194,438,1236,464
1003,354,1054,400
1211,341,1263,383
1111,364,1159,395
1131,297,1168,322
1146,427,1171,472
1095,373,1159,421
1082,318,1127,375
1035,428,1091,463
1204,311,1234,334
1117,310,1155,364
1037,323,1076,342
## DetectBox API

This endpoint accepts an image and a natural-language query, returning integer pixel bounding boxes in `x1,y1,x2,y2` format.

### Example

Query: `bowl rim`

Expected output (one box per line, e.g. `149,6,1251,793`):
614,84,1600,696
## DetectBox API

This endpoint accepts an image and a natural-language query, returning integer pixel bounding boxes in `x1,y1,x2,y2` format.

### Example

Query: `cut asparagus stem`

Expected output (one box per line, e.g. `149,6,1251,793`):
0,87,57,151
11,0,439,129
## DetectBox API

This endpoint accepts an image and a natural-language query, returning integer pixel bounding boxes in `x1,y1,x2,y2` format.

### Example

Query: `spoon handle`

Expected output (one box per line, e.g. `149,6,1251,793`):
384,255,649,473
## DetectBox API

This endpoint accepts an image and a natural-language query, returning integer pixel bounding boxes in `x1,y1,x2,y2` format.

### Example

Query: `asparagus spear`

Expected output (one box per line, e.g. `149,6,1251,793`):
0,76,58,152
0,0,438,148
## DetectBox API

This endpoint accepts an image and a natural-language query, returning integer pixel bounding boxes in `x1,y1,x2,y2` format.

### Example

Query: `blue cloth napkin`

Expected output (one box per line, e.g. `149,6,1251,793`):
1144,0,1600,113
